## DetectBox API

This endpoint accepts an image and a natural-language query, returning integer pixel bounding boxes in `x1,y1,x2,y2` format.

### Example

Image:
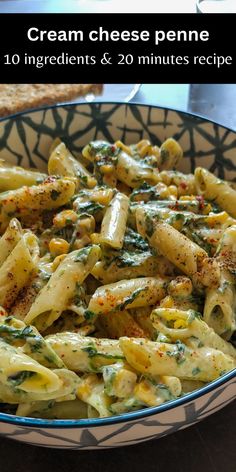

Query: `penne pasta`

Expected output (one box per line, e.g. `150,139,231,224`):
0,164,46,191
87,277,168,318
100,192,129,249
24,245,101,332
0,136,235,420
119,337,235,382
46,332,124,373
195,167,236,218
48,142,96,189
0,177,75,232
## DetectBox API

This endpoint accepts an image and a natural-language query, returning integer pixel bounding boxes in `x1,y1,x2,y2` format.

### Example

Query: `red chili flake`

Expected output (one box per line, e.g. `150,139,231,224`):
111,145,116,153
221,251,228,257
196,195,205,210
180,182,187,190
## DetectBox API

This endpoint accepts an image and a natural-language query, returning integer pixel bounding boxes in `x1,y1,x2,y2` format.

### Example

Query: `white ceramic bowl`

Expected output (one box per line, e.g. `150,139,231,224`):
0,102,235,449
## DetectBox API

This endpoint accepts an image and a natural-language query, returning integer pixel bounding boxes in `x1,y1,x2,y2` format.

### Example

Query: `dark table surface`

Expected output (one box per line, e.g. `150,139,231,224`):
1,83,236,470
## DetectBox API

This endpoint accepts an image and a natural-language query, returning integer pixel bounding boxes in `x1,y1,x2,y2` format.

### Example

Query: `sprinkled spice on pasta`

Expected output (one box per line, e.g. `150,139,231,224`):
0,136,235,420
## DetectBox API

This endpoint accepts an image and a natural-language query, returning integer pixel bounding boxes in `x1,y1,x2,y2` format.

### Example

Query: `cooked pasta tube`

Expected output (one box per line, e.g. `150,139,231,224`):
99,310,149,339
76,373,112,417
100,192,129,249
10,275,46,321
87,277,168,318
120,337,235,382
0,316,65,369
216,224,236,260
203,274,236,339
159,138,183,170
0,218,23,267
16,398,88,419
136,209,220,289
114,151,159,188
204,226,236,338
24,245,100,332
131,306,156,339
73,187,115,212
0,235,37,309
0,164,46,191
46,333,124,372
0,368,79,404
195,167,236,217
0,338,62,394
131,198,211,214
0,177,75,231
91,253,164,284
48,142,96,189
151,308,236,358
82,140,112,162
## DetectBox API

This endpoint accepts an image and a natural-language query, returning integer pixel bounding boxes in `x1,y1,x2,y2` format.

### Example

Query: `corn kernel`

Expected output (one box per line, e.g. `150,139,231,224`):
159,170,171,185
91,188,114,206
77,374,101,401
168,185,178,198
53,210,78,228
179,195,195,201
99,164,114,175
134,380,157,406
49,238,69,257
87,176,97,189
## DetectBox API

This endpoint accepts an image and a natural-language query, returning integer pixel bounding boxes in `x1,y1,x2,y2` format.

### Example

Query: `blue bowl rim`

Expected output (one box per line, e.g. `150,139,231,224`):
0,369,235,428
0,100,235,429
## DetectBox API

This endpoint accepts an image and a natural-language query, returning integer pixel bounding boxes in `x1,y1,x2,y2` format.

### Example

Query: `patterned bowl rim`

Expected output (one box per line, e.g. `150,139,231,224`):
0,101,235,428
0,100,235,134
0,369,235,428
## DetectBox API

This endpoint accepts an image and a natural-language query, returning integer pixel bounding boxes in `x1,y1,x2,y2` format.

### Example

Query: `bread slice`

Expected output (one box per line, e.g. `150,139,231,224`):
0,84,103,117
